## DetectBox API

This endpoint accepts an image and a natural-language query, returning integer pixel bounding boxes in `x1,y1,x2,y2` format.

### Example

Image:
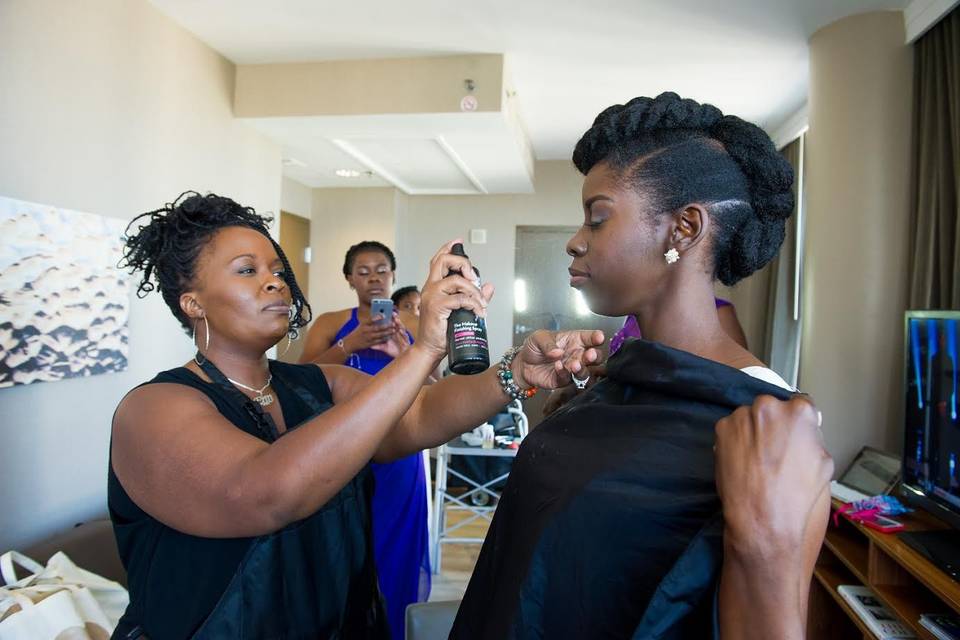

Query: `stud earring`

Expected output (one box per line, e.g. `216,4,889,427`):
664,248,680,264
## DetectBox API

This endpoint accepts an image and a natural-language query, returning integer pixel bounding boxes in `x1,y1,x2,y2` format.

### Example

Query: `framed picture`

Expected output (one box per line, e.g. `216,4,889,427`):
0,196,129,388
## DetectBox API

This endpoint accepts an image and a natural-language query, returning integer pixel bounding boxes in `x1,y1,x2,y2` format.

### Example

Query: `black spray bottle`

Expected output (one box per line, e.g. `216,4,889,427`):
446,243,490,374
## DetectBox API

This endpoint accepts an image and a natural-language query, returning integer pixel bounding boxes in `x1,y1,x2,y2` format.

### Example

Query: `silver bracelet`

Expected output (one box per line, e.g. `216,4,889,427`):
497,347,537,401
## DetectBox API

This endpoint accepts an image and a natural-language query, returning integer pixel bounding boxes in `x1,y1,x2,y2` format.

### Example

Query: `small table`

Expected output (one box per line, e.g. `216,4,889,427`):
430,439,519,574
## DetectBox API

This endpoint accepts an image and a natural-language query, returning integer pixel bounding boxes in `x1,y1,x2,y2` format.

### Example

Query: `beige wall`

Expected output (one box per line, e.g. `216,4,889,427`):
236,55,503,117
304,161,585,353
0,0,281,550
307,188,400,316
281,177,313,220
802,11,913,469
306,160,776,360
395,161,585,356
396,161,771,360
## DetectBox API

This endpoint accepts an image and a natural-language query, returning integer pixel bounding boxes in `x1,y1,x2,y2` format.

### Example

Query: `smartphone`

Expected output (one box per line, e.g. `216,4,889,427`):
371,298,394,326
862,515,905,533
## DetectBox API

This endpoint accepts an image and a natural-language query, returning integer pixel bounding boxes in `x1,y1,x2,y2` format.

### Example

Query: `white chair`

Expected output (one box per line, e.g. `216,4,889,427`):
429,401,528,573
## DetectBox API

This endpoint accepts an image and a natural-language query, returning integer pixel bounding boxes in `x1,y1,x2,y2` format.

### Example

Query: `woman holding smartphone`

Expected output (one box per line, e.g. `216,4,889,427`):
300,241,427,640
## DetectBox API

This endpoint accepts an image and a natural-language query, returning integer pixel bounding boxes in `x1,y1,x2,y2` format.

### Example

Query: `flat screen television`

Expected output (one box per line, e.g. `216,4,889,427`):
900,311,960,579
902,311,960,519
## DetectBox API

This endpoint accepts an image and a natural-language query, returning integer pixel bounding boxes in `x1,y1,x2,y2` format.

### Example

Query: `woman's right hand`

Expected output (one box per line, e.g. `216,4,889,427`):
370,315,411,358
416,240,494,360
715,394,832,556
342,315,398,353
714,395,832,640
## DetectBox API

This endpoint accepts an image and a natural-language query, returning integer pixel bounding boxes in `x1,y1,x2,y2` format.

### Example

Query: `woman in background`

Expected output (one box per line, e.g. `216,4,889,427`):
392,285,421,336
300,242,430,640
392,285,421,316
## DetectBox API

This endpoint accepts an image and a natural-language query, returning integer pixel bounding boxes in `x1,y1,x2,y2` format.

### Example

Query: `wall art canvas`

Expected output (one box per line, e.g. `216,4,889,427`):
0,196,129,388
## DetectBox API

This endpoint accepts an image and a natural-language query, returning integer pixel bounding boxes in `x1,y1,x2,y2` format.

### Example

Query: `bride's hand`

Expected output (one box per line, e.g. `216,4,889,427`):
511,329,605,391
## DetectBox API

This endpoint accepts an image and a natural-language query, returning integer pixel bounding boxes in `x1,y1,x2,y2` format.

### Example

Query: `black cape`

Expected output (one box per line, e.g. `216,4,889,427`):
450,339,793,640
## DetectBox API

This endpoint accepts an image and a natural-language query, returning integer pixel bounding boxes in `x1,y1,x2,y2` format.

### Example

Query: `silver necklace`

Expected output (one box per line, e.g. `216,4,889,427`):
227,373,274,406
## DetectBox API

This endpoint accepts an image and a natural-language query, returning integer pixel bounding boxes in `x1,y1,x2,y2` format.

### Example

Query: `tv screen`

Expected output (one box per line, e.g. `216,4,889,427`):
903,311,960,521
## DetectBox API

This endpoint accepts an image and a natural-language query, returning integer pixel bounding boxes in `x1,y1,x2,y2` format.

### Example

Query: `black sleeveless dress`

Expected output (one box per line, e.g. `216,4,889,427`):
107,360,388,639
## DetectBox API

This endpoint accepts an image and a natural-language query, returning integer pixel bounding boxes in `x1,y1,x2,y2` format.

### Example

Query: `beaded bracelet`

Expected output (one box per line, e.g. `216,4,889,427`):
497,347,538,401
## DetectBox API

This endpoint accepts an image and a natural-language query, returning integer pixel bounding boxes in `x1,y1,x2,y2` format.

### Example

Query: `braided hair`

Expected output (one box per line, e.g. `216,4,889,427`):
342,240,397,277
120,191,312,337
572,92,794,286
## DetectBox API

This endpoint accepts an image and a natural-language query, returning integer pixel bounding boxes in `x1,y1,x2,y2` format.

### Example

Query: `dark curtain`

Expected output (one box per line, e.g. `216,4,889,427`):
909,8,960,310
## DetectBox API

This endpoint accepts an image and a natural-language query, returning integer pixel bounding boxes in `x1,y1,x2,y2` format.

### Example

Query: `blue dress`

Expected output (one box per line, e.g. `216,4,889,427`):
335,308,431,639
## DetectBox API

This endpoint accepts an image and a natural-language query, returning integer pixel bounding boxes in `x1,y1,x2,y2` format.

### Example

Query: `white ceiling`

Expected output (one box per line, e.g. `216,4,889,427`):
149,0,909,168
245,113,536,192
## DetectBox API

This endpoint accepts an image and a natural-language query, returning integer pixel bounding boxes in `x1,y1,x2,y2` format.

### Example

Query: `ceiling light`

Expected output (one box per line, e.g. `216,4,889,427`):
335,169,362,178
282,157,306,168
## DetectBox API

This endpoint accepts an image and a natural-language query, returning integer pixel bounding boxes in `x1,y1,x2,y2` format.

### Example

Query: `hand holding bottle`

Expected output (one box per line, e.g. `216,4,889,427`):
415,240,493,362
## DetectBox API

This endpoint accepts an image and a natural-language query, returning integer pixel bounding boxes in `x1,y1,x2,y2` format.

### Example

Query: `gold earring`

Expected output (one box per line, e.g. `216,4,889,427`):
278,327,299,358
278,334,293,358
193,315,210,365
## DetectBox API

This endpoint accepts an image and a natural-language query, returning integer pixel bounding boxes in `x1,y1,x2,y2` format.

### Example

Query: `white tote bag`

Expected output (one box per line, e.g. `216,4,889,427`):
0,550,128,640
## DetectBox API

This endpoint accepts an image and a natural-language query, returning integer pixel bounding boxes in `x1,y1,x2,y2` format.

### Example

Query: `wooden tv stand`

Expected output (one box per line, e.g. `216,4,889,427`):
809,499,960,639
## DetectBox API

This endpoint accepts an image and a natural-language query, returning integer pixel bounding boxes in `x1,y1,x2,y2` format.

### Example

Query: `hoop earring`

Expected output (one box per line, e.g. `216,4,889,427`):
278,303,300,358
278,326,300,358
193,315,210,365
278,333,293,358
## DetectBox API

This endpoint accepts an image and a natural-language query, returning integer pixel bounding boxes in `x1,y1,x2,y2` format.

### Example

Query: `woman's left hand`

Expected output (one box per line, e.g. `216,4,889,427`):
511,329,605,390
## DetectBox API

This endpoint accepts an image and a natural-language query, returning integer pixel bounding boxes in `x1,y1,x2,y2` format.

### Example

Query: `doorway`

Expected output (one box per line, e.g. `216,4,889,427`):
279,211,311,363
512,226,624,427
